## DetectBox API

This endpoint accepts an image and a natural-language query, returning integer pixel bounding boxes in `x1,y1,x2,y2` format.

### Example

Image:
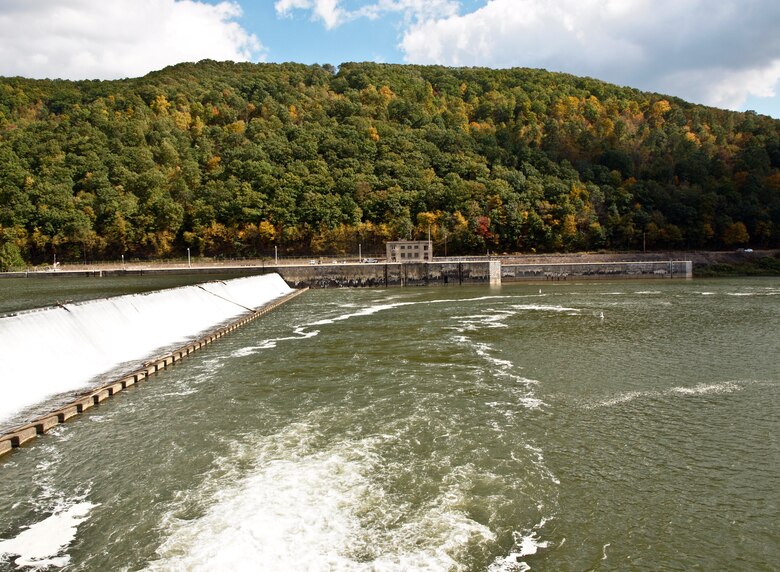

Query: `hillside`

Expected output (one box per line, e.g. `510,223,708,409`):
1,60,779,268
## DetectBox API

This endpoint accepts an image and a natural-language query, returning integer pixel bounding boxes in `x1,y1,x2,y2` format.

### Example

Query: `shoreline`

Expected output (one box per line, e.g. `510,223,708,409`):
2,249,777,277
0,251,777,289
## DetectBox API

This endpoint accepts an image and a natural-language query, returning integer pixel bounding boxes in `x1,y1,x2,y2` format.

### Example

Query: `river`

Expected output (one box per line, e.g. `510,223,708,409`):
0,276,778,570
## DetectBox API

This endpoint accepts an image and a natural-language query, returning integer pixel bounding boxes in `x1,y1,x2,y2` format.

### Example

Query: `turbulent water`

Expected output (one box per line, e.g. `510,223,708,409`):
0,277,778,571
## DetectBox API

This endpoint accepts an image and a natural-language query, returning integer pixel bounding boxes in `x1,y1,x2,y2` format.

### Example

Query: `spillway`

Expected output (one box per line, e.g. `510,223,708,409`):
0,273,293,427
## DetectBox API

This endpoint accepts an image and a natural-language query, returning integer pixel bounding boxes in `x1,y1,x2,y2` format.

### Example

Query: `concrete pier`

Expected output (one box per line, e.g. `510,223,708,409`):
92,388,111,404
9,426,37,447
107,382,124,396
75,397,93,413
0,287,308,459
56,406,79,423
35,415,60,434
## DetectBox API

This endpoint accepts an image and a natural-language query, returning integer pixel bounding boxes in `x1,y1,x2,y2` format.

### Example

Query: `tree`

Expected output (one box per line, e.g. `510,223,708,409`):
722,221,750,246
0,230,25,271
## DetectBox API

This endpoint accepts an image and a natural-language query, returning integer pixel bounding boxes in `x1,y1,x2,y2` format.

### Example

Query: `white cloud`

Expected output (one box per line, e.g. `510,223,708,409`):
399,0,780,111
276,0,346,29
0,0,264,80
664,60,780,111
274,0,458,29
356,0,459,23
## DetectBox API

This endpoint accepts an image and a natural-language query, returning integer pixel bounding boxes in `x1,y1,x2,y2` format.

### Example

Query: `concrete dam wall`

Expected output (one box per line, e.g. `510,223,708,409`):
0,259,692,287
0,274,294,434
274,259,690,287
501,260,693,281
276,261,502,288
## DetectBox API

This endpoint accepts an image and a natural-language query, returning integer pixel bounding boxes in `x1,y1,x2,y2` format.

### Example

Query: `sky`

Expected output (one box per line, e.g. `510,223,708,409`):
0,0,779,119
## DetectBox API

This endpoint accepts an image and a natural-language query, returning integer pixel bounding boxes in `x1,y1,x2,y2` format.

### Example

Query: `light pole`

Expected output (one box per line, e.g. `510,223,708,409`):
274,245,278,265
187,247,191,268
359,243,362,262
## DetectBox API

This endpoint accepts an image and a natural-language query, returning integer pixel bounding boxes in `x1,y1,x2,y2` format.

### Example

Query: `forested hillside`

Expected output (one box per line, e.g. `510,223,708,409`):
1,60,779,267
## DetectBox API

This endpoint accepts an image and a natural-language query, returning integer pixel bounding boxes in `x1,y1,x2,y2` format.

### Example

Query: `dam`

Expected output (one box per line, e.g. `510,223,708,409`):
1,258,693,287
0,274,300,456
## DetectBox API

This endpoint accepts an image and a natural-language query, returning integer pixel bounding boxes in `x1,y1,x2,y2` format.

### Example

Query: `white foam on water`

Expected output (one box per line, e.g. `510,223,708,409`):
0,274,292,425
670,381,742,396
587,381,749,408
147,452,367,572
145,435,496,572
518,397,545,410
588,390,648,408
452,309,516,331
308,301,416,326
0,501,98,570
230,327,320,355
522,445,559,486
488,556,530,572
451,335,546,410
510,304,580,313
229,346,260,357
517,532,548,556
487,519,551,572
302,293,546,332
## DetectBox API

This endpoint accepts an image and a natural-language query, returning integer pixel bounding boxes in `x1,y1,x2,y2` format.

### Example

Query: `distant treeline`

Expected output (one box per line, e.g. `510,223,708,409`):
1,60,779,268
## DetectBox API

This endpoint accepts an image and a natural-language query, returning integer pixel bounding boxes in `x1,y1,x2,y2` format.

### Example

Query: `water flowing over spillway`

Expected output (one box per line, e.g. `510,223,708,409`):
0,274,292,426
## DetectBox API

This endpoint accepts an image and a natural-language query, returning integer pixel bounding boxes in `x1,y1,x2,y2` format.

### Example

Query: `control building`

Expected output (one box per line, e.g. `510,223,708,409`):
386,240,433,262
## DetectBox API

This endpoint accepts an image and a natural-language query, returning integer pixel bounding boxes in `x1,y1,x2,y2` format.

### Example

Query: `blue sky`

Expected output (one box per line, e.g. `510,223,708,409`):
0,0,778,118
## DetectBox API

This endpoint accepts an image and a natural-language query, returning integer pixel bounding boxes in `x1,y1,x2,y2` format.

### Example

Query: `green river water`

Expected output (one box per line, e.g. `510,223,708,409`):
0,276,778,571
